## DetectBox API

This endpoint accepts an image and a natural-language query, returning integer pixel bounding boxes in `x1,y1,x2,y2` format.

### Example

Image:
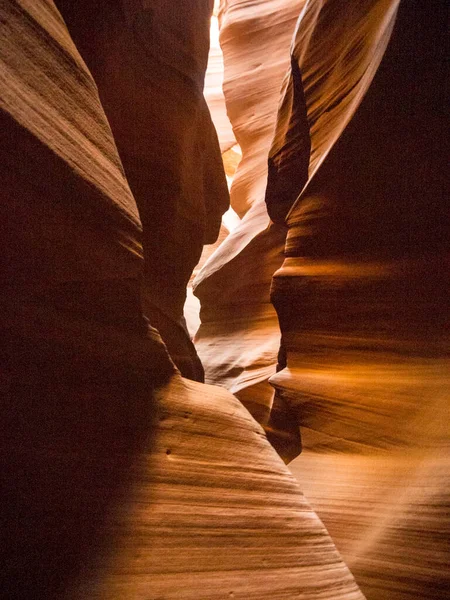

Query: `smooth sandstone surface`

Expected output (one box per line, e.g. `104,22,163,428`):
55,0,230,380
3,354,364,600
268,0,449,454
3,0,448,598
194,0,306,425
195,1,449,598
64,375,365,600
291,451,450,600
265,0,449,598
218,0,306,219
0,0,142,285
1,2,365,599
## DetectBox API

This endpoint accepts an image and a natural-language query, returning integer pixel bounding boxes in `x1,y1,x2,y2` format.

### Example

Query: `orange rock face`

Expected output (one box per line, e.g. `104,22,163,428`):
1,1,365,598
194,1,450,598
3,0,448,597
55,0,230,380
265,0,450,598
194,0,306,424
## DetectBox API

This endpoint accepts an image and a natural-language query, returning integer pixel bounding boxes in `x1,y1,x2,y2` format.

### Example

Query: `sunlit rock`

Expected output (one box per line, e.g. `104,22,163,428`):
205,4,236,153
266,0,449,597
194,0,306,423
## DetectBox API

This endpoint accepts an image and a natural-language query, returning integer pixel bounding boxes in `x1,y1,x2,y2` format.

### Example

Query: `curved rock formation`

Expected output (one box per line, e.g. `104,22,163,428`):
266,0,450,597
55,0,230,381
33,375,366,600
194,0,306,424
1,1,365,599
205,5,236,153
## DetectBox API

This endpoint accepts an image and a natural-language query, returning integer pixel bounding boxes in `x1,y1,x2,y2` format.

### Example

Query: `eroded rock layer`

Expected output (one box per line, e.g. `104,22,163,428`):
1,2,364,599
291,452,450,600
3,356,365,599
194,0,306,422
0,0,143,286
55,0,230,380
266,0,449,597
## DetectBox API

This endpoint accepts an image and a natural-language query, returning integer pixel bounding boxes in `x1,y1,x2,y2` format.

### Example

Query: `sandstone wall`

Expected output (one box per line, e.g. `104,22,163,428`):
194,0,306,425
55,0,230,380
0,2,364,598
266,0,450,597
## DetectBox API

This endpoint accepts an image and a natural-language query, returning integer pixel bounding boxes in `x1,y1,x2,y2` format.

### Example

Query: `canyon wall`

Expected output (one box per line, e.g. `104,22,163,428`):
0,1,364,598
266,0,450,598
55,0,230,381
194,0,306,430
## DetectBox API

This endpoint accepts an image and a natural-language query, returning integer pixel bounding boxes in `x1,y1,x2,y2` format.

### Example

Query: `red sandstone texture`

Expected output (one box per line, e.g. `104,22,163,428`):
267,2,450,597
194,0,306,425
54,0,230,381
1,0,448,598
0,1,365,598
197,0,450,598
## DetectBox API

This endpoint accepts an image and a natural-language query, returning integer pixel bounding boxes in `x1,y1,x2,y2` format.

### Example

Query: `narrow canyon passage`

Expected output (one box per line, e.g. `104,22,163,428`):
1,1,448,599
193,1,450,598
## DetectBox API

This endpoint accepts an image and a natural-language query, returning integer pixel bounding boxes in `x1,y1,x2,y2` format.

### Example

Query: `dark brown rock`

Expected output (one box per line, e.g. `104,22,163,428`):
55,0,230,380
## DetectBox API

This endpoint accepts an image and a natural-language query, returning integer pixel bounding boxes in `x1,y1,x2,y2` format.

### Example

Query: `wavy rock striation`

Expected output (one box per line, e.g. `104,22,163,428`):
266,0,450,597
194,0,306,425
55,0,230,381
1,1,365,599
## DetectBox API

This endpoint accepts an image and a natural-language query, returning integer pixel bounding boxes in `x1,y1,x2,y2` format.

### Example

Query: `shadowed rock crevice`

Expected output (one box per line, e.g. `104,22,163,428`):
55,0,230,381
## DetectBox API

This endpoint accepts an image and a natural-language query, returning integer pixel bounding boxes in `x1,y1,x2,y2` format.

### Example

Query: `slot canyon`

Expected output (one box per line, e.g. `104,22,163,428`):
0,1,448,599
